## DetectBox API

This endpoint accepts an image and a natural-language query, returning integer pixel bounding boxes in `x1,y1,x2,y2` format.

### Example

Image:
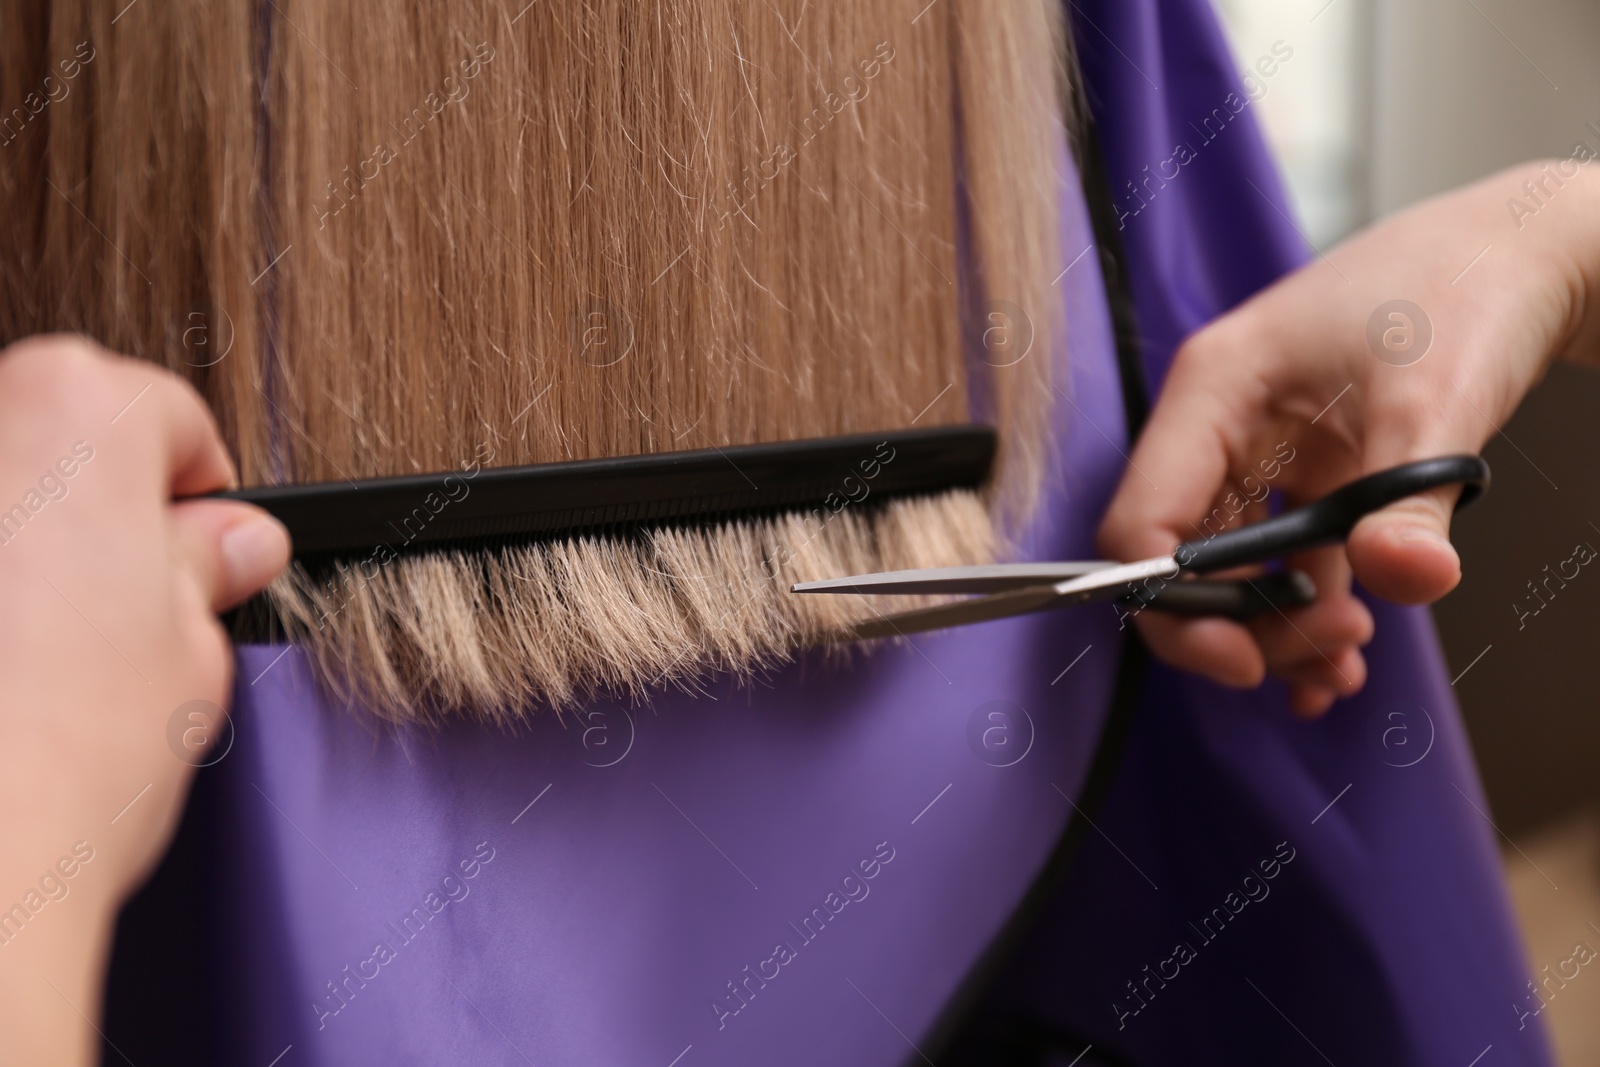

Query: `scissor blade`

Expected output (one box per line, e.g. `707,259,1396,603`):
1049,555,1181,601
829,585,1077,640
825,555,1180,641
791,561,1115,596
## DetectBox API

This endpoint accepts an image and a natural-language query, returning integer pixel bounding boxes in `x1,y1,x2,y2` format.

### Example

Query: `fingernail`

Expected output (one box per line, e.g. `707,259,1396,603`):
221,514,291,589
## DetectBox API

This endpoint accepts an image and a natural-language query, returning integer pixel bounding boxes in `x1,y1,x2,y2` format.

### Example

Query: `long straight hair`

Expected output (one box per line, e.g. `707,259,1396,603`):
0,0,1070,723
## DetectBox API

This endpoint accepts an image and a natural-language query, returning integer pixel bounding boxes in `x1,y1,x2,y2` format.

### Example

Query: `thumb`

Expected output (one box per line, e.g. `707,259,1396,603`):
1346,488,1462,605
170,499,292,612
1345,399,1484,604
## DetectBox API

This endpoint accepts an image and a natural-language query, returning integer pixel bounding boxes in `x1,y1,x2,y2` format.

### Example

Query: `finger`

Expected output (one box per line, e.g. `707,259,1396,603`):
1249,549,1374,672
146,372,239,498
1289,683,1337,720
1101,362,1258,686
1280,647,1367,718
170,499,291,612
1254,601,1372,677
1251,580,1370,718
99,351,239,498
1100,332,1287,689
1098,340,1256,562
1134,612,1266,689
1271,640,1367,698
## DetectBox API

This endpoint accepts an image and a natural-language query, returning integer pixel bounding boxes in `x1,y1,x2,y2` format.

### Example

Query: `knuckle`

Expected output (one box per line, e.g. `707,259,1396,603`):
0,335,202,427
4,331,104,366
145,363,222,441
1173,322,1230,370
0,334,112,411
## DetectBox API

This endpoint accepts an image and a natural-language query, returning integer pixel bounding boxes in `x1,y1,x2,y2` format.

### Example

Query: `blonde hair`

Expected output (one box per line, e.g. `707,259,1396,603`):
0,0,1069,724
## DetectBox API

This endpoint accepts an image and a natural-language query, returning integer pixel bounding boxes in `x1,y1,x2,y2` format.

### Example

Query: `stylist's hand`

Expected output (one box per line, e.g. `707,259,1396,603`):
0,336,288,1065
1100,160,1600,717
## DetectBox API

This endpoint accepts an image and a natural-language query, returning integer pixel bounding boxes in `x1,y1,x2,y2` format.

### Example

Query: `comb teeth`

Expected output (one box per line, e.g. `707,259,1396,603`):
218,426,996,561
238,488,999,722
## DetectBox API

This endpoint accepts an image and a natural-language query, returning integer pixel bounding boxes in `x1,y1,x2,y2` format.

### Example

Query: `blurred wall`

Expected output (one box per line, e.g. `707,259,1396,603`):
1443,371,1600,837
1371,0,1600,214
1369,0,1600,838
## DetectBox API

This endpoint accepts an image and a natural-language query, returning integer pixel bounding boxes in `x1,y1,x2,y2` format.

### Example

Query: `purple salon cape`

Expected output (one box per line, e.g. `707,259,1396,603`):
119,1,1549,1064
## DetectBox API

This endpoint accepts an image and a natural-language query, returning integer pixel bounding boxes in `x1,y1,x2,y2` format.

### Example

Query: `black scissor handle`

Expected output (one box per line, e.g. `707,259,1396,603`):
1173,455,1491,576
1131,571,1318,619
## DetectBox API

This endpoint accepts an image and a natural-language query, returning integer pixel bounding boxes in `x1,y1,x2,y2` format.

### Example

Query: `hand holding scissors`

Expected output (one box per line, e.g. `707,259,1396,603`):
797,455,1490,696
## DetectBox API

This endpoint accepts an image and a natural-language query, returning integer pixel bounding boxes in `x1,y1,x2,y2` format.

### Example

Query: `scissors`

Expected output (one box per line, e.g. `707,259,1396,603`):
793,455,1491,641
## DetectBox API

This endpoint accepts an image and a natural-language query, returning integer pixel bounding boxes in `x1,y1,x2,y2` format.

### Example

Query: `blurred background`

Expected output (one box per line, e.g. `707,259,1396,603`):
1213,0,1600,1060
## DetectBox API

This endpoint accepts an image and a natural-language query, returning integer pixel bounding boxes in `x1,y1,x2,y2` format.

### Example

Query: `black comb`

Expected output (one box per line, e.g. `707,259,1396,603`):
218,426,997,562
